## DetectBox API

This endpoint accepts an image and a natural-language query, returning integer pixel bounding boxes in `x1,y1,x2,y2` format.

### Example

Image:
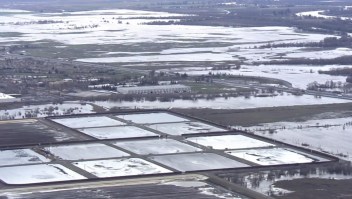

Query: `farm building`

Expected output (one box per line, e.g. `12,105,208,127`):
0,93,20,103
116,84,191,94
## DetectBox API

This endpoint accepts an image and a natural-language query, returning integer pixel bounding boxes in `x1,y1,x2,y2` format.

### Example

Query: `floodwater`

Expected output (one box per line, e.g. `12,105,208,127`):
94,93,350,110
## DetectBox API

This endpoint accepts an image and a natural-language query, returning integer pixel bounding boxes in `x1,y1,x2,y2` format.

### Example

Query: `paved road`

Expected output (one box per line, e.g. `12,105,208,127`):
0,174,206,194
0,173,273,199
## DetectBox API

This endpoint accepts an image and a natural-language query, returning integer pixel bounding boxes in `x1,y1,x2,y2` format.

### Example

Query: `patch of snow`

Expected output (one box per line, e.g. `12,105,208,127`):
0,93,15,99
73,158,171,178
52,116,125,128
285,48,352,59
221,2,238,5
270,185,294,196
186,135,274,150
296,10,352,20
114,139,201,155
116,112,189,124
147,122,226,135
150,153,248,172
78,126,158,139
163,180,209,187
45,143,129,160
0,164,86,184
164,180,247,199
226,148,316,165
0,9,31,13
0,149,50,166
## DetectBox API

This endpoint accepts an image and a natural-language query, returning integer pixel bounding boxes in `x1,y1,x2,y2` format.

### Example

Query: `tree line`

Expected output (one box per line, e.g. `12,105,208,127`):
259,34,352,49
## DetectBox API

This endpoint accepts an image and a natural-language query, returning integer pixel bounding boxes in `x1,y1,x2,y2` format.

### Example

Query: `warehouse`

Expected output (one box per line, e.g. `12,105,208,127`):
116,84,191,94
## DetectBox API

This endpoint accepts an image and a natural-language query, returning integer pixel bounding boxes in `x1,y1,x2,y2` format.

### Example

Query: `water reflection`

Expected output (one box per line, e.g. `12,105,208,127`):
94,93,349,110
219,162,352,196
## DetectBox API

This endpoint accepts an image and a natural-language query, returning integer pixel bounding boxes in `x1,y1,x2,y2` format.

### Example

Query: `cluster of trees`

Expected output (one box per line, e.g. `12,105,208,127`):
67,24,99,30
77,91,246,103
0,44,33,53
325,9,352,18
211,64,241,70
260,56,352,66
141,20,178,25
7,20,64,26
318,67,352,76
307,80,344,90
259,35,352,49
294,15,352,33
272,9,291,16
0,105,82,120
228,163,352,196
138,70,187,86
347,76,352,83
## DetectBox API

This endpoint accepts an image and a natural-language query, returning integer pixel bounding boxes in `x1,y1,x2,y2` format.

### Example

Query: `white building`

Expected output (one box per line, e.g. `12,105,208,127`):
0,93,21,103
116,84,191,94
88,84,115,89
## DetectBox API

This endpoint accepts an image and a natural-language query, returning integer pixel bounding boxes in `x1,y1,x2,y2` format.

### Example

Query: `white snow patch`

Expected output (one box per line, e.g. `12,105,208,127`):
0,164,86,184
52,116,125,128
186,135,274,150
163,180,209,187
0,9,31,13
0,149,50,166
116,112,189,124
73,158,172,178
285,48,352,59
150,153,248,172
296,10,352,20
114,139,201,155
163,180,246,199
78,126,158,139
147,122,226,135
226,148,316,165
0,93,15,99
45,143,129,160
270,185,294,196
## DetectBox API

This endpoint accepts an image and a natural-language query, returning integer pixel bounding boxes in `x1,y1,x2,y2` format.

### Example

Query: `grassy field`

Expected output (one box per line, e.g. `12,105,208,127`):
174,102,352,127
274,178,352,199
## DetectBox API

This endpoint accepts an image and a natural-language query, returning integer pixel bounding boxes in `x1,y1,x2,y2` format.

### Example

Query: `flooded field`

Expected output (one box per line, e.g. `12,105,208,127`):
162,65,348,89
220,164,352,197
94,93,350,110
245,115,352,161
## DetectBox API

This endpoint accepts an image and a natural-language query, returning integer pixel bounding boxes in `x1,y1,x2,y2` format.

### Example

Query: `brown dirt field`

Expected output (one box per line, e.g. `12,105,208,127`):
273,178,352,199
173,102,352,127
